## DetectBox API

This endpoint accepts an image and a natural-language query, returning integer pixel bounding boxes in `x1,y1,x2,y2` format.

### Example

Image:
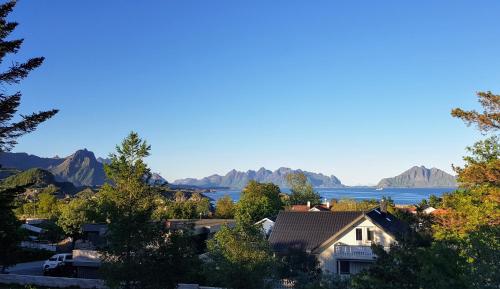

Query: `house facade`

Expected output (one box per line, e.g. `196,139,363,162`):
269,208,406,276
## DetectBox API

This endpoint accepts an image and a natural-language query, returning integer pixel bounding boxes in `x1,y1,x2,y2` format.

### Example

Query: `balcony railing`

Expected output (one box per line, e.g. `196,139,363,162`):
333,245,378,260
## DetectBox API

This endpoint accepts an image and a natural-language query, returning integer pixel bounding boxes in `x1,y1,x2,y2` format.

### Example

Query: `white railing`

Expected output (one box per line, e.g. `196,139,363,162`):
333,245,377,260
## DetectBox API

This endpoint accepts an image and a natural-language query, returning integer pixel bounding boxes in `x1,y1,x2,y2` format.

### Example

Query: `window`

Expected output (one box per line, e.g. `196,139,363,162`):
356,228,362,240
58,255,64,261
339,261,350,274
367,229,374,241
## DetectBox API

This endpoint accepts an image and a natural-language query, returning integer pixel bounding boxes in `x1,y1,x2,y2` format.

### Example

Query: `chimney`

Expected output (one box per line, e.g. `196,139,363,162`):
380,199,388,213
307,201,311,208
326,201,330,209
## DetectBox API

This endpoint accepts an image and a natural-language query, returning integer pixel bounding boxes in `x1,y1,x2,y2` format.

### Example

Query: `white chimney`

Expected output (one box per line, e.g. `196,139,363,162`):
326,201,330,209
307,201,311,208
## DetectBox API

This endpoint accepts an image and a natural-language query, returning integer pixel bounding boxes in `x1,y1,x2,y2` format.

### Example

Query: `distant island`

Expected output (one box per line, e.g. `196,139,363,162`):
376,166,457,188
0,150,457,189
173,167,343,189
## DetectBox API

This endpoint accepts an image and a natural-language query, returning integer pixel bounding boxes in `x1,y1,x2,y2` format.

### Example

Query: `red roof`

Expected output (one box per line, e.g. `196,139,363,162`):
290,204,330,212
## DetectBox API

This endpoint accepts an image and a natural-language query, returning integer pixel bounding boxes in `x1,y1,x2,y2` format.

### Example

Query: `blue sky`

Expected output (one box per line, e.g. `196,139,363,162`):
8,0,500,185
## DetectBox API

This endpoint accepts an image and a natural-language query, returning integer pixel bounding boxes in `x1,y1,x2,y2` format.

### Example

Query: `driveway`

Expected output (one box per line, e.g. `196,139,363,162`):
6,260,44,276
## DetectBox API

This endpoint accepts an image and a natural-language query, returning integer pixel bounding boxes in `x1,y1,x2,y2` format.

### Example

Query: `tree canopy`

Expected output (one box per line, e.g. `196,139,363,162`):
286,172,321,206
234,180,283,223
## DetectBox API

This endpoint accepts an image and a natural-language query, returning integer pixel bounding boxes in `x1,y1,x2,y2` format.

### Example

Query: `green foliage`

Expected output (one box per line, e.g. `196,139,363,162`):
159,192,212,219
287,172,321,206
330,198,378,211
0,186,23,272
461,225,500,289
0,168,55,188
98,132,200,289
205,223,276,289
351,242,470,289
277,249,322,289
234,180,283,223
57,194,95,241
215,195,235,219
36,192,58,219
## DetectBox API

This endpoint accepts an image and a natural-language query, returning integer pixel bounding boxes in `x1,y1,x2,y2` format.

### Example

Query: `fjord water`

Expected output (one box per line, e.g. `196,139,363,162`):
205,187,456,205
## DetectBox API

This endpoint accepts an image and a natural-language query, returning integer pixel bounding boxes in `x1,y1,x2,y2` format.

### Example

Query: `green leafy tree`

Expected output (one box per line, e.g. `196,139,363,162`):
234,180,283,223
351,242,470,289
205,223,276,289
215,195,235,219
277,248,322,289
36,191,58,219
461,225,500,289
286,172,321,206
330,198,378,211
57,194,95,243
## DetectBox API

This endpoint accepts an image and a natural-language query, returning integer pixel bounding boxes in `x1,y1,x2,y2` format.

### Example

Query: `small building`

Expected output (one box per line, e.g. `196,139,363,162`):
255,217,275,237
72,249,101,279
269,207,407,276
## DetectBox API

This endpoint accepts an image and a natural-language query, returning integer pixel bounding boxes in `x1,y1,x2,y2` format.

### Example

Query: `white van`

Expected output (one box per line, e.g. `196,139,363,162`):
42,253,73,275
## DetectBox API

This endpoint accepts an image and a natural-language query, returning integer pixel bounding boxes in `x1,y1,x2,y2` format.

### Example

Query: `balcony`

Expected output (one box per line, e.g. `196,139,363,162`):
333,245,378,260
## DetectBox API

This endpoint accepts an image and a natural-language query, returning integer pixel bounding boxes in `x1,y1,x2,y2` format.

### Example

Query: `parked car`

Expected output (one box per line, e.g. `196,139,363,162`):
42,253,75,277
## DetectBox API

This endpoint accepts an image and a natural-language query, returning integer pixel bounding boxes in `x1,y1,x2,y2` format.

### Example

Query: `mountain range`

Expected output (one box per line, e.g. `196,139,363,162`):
376,166,457,188
173,167,343,189
0,150,458,189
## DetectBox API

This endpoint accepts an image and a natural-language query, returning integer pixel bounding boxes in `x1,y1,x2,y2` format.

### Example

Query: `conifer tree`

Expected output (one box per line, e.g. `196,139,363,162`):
0,0,58,153
0,0,57,273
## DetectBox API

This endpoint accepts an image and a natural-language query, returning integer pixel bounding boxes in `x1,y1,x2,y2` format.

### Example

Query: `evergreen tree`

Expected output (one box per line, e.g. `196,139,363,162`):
0,186,22,273
0,0,58,153
98,132,199,289
0,0,57,273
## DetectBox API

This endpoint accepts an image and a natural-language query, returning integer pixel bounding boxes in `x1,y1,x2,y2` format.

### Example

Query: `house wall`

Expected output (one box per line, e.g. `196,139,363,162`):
317,217,395,274
260,220,275,236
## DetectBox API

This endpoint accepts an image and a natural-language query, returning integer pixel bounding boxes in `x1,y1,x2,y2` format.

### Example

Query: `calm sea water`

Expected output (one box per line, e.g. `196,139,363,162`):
203,187,456,205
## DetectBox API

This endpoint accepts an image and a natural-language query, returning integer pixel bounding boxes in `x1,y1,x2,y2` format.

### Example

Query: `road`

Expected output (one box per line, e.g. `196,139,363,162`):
6,260,44,276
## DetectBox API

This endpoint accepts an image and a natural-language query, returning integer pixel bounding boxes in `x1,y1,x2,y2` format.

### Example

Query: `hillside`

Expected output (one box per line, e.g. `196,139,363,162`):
0,168,78,194
173,167,343,189
377,166,457,188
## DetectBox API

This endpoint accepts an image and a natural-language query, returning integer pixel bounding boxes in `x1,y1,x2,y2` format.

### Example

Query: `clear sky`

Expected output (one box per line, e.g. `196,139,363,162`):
8,0,500,185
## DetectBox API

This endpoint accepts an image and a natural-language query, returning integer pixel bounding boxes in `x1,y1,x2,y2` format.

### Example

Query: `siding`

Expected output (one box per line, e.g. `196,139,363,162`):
318,217,394,274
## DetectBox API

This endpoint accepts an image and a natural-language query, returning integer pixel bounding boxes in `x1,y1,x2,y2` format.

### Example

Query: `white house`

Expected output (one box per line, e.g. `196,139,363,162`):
255,218,275,236
268,207,407,276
